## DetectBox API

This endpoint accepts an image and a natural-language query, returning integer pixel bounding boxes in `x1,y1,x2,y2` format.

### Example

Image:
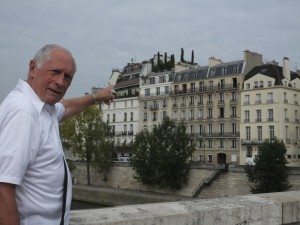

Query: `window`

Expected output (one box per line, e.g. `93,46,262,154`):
162,111,167,119
189,96,195,106
219,123,224,135
130,112,134,121
162,99,167,108
231,92,237,102
268,81,272,87
294,94,298,105
219,93,224,103
181,97,186,106
113,113,116,122
221,67,227,75
233,65,238,74
284,92,288,103
190,110,194,120
208,108,213,119
153,112,157,121
245,95,250,105
269,126,275,139
268,109,273,121
145,88,150,97
198,95,203,105
198,109,203,119
219,107,224,118
207,155,212,162
232,140,237,148
267,92,273,103
256,93,261,104
198,155,203,162
256,110,261,122
209,81,213,89
165,86,169,94
231,106,237,117
285,109,288,121
190,83,195,92
254,81,258,88
107,114,110,122
173,111,177,120
258,126,262,143
245,110,250,122
156,87,160,95
199,125,203,136
208,140,212,148
219,140,224,148
232,123,237,135
199,82,204,91
143,125,147,132
246,146,253,157
131,100,133,107
144,101,147,109
207,94,212,103
208,124,213,136
181,110,186,120
143,112,147,121
124,112,127,121
260,81,264,87
190,125,194,135
246,83,250,89
246,126,251,141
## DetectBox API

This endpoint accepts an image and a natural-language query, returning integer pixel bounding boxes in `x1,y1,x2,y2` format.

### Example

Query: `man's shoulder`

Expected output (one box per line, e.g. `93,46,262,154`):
0,89,39,118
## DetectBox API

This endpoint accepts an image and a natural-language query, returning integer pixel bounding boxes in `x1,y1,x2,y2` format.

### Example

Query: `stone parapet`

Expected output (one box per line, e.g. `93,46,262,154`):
70,191,300,225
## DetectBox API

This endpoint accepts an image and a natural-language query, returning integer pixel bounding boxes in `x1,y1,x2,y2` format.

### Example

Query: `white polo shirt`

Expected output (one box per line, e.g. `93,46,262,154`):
0,79,72,225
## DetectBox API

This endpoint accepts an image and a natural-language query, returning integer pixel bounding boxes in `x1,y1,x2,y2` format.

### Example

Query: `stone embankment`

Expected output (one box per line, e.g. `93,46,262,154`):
70,191,300,225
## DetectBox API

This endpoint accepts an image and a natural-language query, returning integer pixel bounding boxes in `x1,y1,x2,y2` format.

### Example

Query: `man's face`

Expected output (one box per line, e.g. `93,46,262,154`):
28,48,76,105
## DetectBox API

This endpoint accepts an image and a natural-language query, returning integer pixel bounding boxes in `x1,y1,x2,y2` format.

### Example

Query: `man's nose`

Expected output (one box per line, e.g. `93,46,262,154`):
55,74,65,86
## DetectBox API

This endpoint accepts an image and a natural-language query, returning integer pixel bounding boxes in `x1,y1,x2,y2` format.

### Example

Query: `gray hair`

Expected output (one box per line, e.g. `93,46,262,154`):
33,44,76,71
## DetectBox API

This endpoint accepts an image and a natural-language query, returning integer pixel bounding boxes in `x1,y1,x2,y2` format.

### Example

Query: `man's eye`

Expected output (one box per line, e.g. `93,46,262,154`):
50,70,62,74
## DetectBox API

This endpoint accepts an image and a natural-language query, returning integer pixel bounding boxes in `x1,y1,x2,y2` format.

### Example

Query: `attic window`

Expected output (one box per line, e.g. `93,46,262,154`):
260,68,267,73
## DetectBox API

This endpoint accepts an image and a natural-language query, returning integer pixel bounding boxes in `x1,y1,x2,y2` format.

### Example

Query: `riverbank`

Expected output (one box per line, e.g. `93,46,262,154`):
72,184,192,206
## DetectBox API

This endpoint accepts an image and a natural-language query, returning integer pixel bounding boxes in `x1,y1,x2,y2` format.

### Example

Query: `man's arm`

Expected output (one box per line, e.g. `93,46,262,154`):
61,84,114,121
0,183,20,225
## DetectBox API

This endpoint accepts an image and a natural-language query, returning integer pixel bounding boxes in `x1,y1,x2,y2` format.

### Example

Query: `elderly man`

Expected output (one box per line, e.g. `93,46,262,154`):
0,44,114,225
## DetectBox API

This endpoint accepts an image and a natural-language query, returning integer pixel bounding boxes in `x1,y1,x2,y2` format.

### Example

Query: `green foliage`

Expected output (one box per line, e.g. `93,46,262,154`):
245,138,292,194
131,117,195,190
60,105,114,184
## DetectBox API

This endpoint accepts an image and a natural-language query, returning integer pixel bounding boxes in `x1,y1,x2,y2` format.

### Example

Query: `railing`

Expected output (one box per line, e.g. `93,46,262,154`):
192,164,228,197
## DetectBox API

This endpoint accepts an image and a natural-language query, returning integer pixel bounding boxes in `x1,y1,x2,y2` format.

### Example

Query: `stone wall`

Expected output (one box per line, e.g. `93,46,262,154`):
71,162,300,198
70,191,300,225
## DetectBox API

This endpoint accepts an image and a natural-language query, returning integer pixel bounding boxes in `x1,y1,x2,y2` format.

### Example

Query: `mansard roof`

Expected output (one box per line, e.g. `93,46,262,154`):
174,66,209,83
208,60,244,78
244,64,299,85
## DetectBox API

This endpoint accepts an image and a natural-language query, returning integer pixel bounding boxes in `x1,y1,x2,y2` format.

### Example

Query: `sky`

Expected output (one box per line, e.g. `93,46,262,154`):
0,0,299,103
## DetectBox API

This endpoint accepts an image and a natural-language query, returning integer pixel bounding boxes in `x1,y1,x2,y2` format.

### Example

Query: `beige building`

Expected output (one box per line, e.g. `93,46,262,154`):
240,57,300,166
169,50,262,164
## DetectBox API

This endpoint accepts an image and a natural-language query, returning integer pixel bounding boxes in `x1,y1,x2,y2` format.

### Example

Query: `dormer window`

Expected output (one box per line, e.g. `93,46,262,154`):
211,69,215,76
268,81,272,87
260,81,264,87
233,65,239,74
254,81,258,88
221,67,227,75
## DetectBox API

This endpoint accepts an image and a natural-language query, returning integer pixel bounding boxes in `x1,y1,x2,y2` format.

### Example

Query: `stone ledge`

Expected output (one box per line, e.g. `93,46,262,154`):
70,191,300,225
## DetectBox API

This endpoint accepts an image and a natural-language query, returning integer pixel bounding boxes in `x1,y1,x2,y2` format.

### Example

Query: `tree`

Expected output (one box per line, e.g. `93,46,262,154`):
131,117,195,190
191,50,194,64
60,105,114,185
180,48,185,62
245,138,292,194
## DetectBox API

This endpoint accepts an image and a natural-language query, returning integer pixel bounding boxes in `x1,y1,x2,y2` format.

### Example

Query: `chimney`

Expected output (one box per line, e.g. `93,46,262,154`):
283,57,290,80
243,50,263,74
208,57,222,67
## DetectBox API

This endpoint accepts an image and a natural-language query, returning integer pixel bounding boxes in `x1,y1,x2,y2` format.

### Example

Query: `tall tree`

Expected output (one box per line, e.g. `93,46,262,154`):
191,50,194,64
180,48,185,62
131,117,195,190
60,105,114,185
245,138,292,194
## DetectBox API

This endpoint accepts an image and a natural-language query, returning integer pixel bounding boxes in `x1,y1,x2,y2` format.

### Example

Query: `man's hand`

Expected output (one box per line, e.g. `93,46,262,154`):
94,84,115,105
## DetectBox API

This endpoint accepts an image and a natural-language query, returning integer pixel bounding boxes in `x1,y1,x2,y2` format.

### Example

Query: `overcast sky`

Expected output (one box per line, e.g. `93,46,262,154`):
1,0,299,102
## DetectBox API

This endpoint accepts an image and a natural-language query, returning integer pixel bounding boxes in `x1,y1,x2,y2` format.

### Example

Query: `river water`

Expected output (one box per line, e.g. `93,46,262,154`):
71,200,111,210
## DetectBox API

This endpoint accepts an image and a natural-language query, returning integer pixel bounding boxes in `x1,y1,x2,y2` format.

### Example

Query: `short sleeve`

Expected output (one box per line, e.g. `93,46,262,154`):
0,110,40,185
